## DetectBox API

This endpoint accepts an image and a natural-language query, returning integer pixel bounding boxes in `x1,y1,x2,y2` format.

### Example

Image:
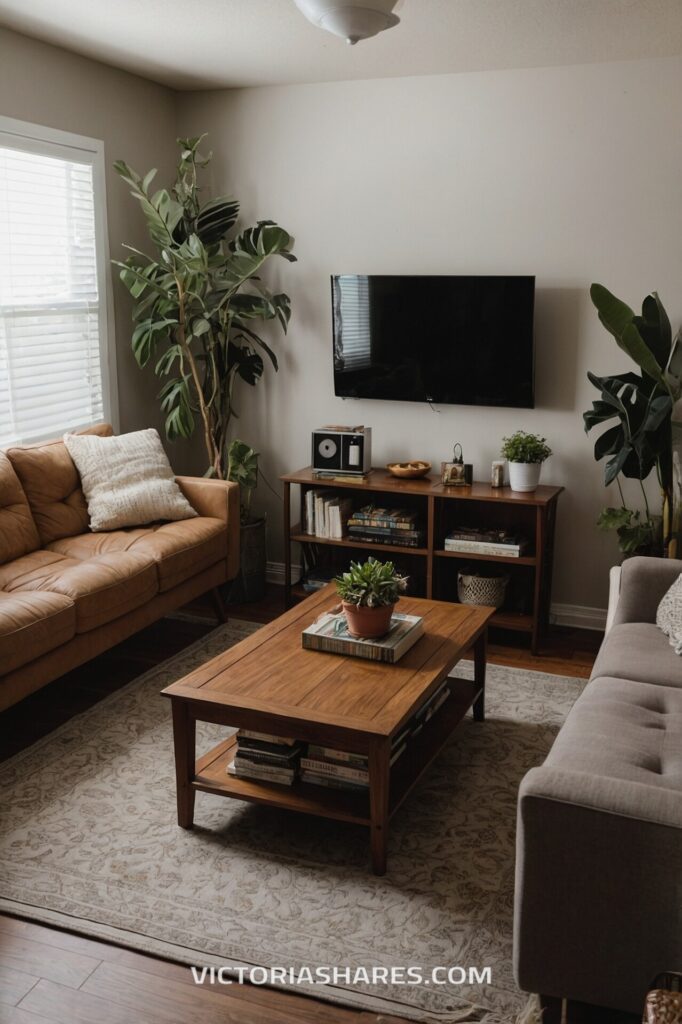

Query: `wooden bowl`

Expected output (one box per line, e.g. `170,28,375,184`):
386,461,432,479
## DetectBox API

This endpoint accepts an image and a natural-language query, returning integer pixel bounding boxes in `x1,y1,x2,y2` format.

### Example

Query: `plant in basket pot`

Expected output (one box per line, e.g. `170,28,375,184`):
500,431,552,493
335,558,408,639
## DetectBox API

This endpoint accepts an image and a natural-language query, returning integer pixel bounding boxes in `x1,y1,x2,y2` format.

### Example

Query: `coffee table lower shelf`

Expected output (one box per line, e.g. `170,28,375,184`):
193,676,480,830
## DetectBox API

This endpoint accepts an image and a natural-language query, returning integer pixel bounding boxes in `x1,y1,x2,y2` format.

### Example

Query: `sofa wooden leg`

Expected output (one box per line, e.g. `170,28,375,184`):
210,586,228,624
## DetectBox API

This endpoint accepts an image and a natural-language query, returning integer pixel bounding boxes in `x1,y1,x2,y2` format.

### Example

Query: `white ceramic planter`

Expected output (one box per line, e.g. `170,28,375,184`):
508,461,542,492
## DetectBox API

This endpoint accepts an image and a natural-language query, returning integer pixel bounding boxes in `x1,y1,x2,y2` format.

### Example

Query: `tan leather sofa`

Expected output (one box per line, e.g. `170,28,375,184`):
0,424,239,712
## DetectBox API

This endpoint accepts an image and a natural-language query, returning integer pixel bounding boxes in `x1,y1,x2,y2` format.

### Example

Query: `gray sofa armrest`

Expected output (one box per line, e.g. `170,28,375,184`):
514,766,682,1013
613,555,682,625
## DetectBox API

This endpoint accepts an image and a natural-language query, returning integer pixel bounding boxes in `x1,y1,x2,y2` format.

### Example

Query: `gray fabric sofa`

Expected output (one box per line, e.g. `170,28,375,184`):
513,556,682,1015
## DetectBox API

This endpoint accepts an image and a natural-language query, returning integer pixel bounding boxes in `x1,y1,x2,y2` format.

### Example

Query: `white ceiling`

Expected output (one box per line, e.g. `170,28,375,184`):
1,0,681,91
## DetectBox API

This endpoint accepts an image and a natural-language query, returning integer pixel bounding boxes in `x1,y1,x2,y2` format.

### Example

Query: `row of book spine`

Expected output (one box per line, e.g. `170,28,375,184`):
303,491,354,539
226,681,451,791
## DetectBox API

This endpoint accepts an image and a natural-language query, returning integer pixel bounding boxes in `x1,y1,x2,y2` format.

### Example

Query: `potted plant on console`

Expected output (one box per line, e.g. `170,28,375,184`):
501,431,552,493
335,558,408,639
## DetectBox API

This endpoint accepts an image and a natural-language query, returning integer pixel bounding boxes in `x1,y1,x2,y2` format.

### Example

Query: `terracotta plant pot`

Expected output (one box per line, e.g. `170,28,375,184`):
342,601,395,639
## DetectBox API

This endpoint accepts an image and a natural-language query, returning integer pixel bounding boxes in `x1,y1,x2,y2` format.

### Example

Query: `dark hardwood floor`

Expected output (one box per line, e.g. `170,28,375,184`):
1,586,629,1024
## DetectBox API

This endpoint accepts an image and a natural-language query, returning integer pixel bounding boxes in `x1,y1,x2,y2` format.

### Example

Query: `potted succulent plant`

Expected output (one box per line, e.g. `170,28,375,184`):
501,431,552,492
335,557,408,639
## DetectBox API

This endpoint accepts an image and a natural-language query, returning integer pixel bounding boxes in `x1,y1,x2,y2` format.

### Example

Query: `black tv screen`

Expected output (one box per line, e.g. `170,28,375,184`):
332,275,535,408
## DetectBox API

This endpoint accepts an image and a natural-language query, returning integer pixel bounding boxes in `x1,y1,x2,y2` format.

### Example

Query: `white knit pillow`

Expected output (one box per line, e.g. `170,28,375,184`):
656,572,682,655
64,428,197,532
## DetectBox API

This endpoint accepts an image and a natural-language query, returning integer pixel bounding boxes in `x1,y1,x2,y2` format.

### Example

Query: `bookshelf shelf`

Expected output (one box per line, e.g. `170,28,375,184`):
434,549,537,566
282,466,563,654
290,526,428,557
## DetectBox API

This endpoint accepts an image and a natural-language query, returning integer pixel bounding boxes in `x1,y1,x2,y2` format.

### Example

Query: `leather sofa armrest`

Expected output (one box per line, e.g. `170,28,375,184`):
613,555,682,625
176,476,240,581
514,766,682,1013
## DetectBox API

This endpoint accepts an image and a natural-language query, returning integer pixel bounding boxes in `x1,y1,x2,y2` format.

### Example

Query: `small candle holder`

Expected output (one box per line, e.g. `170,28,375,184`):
491,460,505,488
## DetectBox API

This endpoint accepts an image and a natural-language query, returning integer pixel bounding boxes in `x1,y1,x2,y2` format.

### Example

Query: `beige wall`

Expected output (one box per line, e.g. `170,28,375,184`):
177,56,682,613
0,27,205,473
1,29,680,613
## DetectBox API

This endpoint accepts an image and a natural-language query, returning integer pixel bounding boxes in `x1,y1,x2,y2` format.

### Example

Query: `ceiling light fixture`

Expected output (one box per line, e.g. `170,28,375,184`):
293,0,401,46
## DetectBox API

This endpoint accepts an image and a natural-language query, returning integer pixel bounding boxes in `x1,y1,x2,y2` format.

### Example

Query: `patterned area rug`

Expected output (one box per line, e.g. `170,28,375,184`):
0,621,584,1023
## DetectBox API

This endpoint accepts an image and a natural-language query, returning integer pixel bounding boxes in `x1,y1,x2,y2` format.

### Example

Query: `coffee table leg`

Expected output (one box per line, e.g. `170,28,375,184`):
368,737,391,876
473,630,486,723
171,699,196,828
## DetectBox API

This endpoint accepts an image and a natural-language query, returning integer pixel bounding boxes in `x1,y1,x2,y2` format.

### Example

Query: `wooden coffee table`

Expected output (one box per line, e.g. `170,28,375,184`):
162,585,493,874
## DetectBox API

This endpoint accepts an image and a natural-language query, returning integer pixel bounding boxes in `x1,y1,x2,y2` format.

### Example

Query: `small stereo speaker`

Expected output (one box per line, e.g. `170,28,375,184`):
312,426,372,475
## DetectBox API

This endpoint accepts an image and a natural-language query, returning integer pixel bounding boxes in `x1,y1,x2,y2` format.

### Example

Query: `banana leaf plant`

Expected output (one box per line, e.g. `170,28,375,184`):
112,136,296,478
584,284,682,555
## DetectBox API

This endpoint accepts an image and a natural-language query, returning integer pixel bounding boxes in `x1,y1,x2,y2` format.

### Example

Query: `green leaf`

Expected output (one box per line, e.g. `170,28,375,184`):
590,284,635,338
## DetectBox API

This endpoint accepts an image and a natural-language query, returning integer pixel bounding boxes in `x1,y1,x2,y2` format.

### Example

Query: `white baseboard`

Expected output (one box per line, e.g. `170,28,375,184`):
548,603,606,632
266,560,607,632
266,561,301,586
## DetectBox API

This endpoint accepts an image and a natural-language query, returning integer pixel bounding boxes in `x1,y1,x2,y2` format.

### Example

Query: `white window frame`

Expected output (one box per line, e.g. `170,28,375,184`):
0,114,119,443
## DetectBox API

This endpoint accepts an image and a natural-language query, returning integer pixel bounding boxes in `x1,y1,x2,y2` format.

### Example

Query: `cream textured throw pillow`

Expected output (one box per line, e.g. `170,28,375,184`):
656,572,682,655
64,428,197,532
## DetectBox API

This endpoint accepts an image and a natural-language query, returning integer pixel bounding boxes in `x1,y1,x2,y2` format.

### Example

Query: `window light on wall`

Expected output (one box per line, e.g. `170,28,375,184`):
0,117,117,446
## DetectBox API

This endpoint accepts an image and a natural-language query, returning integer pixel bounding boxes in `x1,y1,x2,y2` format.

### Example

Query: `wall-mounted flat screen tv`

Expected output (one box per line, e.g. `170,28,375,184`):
332,274,535,409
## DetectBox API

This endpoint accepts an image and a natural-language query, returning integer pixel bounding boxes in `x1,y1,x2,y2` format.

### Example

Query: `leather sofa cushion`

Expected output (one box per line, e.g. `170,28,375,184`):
0,549,158,633
592,622,682,691
0,452,40,565
6,423,113,545
546,675,682,791
0,591,76,674
48,517,228,592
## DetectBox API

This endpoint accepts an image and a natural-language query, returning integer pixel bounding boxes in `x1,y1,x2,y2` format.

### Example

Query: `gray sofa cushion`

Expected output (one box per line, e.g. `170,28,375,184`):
592,622,682,691
546,675,682,793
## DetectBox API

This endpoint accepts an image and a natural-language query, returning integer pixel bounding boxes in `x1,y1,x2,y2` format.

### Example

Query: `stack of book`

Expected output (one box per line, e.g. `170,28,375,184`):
300,730,410,791
227,730,303,786
444,526,528,557
302,610,424,663
303,491,354,539
346,506,424,548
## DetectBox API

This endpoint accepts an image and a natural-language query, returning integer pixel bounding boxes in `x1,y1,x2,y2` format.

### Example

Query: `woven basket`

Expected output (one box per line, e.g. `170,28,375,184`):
457,568,509,608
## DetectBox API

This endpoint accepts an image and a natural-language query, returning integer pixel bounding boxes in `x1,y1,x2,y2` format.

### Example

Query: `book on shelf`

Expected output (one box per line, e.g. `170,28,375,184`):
307,728,409,768
227,759,295,785
443,537,527,556
237,730,299,747
444,527,527,556
302,610,424,663
349,505,418,529
346,531,424,549
299,757,369,784
299,769,368,791
410,682,451,736
300,743,406,789
304,491,354,539
235,745,302,767
312,471,370,483
347,525,423,539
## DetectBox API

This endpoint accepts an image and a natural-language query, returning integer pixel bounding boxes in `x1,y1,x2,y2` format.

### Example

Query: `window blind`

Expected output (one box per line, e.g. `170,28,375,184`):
0,140,106,446
335,274,372,371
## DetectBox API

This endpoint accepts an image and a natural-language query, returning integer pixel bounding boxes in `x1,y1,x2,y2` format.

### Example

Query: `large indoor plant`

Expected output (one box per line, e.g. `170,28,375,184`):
335,557,408,638
584,284,682,557
500,431,552,492
112,135,296,479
